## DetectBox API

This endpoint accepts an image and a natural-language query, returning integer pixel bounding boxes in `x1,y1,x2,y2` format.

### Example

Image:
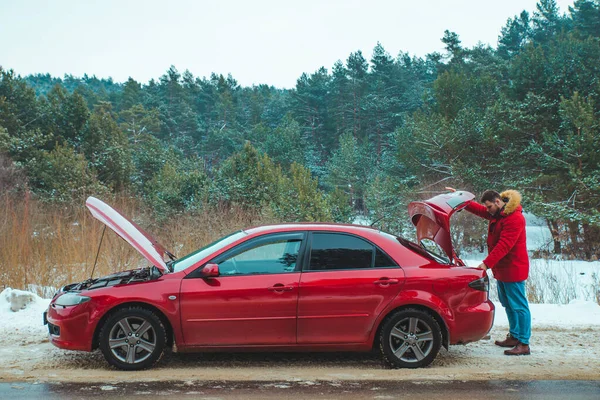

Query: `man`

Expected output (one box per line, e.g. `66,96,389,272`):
447,188,531,356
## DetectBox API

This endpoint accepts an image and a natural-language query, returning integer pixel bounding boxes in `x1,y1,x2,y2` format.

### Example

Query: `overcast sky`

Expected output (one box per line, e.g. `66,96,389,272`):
1,0,576,89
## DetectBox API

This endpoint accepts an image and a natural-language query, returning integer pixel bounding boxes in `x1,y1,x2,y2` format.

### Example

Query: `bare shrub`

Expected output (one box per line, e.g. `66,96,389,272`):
590,272,600,306
526,270,545,304
490,261,592,305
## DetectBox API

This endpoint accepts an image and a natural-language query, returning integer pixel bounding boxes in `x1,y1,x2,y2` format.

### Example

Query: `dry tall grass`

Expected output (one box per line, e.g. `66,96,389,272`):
0,193,277,297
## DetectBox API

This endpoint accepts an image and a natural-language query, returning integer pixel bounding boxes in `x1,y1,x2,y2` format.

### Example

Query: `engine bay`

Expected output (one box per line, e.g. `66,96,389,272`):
62,266,163,292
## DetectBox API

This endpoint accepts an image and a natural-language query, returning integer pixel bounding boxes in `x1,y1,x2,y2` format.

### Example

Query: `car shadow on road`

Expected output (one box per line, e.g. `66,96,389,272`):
41,345,469,371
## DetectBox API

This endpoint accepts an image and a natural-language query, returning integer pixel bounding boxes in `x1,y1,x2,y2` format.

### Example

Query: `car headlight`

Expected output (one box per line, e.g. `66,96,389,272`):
54,293,91,307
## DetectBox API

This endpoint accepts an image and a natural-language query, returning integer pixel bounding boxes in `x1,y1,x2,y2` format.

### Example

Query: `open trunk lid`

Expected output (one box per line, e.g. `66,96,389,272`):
408,191,475,265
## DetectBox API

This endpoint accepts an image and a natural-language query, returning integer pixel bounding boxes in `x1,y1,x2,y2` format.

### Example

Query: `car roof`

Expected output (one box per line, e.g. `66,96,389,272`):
243,223,381,236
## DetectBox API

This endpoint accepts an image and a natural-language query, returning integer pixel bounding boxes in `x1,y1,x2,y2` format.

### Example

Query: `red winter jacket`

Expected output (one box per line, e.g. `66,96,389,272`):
465,190,529,282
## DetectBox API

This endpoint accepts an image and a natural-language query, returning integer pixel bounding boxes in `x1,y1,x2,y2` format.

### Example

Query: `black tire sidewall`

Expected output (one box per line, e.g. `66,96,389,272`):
379,308,442,369
99,307,166,371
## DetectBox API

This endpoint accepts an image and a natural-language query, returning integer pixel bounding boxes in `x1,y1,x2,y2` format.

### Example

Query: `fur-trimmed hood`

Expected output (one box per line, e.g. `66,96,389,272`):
500,190,522,215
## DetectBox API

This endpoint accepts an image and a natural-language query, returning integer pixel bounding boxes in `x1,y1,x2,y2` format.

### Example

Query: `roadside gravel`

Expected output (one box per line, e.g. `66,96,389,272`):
1,324,598,383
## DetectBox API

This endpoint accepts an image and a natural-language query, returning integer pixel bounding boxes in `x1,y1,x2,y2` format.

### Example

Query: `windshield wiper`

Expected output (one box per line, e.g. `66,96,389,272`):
164,250,177,273
165,260,174,273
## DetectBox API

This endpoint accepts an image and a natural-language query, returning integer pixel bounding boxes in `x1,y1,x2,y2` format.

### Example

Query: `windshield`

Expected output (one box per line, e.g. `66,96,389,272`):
418,239,451,264
171,230,247,272
384,232,451,265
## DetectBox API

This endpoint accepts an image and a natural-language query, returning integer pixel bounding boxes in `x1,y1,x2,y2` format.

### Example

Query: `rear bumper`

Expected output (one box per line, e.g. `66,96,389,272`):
46,303,95,352
450,300,495,345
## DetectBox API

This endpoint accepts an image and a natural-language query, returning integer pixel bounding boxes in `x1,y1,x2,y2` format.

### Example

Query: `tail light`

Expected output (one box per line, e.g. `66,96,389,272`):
468,274,489,292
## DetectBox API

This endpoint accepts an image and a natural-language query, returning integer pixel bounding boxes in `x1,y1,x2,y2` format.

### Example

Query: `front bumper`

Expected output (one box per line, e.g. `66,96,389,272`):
45,302,95,351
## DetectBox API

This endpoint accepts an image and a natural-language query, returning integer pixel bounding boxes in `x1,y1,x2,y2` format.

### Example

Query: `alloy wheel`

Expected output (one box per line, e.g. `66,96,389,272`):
388,316,435,363
108,316,157,364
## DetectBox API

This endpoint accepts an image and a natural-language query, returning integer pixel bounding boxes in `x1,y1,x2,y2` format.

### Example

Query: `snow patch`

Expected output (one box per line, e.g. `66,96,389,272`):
463,257,600,304
3,288,36,312
0,288,51,344
493,300,600,328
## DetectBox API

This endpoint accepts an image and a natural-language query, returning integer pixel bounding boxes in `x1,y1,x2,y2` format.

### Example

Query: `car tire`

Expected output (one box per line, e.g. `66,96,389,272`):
379,308,442,369
99,307,166,370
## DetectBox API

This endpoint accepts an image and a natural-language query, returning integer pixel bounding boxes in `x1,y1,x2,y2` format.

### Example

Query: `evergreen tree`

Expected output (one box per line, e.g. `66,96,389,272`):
119,77,143,111
27,143,106,202
82,102,132,190
570,0,600,38
498,11,532,58
441,30,464,65
346,51,369,139
261,114,305,169
41,84,90,147
119,104,161,143
325,132,373,211
0,68,40,135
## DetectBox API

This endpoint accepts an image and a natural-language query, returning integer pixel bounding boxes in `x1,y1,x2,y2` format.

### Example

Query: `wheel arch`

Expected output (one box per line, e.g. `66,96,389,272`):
372,304,450,351
92,301,174,350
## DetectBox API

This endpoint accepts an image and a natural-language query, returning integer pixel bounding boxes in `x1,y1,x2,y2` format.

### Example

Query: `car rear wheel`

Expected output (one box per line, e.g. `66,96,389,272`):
99,307,166,370
379,308,442,368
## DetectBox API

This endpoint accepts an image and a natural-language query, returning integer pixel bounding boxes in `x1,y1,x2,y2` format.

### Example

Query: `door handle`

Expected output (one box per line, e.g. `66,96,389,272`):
268,284,294,292
374,278,399,285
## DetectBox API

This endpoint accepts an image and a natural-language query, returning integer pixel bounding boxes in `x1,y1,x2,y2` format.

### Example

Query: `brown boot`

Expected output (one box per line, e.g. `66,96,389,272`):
504,342,531,356
495,334,519,348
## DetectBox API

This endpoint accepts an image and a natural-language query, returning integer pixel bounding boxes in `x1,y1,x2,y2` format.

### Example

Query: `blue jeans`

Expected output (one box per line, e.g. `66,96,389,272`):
497,280,531,345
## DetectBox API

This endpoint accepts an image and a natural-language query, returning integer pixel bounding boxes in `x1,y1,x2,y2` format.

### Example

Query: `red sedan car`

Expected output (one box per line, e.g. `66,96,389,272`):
45,191,494,370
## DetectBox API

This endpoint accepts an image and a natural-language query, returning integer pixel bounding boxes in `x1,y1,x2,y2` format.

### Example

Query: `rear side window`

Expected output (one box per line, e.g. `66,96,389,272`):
375,248,396,268
308,233,397,271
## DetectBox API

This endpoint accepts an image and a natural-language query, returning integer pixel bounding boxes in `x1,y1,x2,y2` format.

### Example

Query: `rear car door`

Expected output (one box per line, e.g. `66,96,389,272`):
179,232,306,346
297,231,405,344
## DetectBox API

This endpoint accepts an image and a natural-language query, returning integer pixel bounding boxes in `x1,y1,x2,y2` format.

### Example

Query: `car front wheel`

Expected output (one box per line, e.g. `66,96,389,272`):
379,308,442,368
99,307,166,370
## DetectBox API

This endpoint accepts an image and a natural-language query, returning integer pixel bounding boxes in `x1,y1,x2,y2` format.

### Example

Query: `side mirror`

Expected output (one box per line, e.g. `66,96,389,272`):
200,263,220,278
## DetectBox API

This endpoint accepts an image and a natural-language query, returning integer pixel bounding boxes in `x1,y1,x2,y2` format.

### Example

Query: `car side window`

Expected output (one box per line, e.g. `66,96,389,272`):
216,237,302,276
308,233,374,271
374,248,397,268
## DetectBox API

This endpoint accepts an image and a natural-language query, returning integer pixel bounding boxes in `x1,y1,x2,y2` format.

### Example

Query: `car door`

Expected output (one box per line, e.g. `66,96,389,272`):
297,231,405,344
179,232,306,346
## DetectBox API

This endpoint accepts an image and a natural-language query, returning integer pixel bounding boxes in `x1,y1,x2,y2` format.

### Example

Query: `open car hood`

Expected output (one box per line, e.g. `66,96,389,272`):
408,191,475,265
86,197,168,272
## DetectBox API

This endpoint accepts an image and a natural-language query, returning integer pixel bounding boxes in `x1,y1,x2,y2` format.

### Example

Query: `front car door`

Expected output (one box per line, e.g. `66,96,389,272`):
179,232,306,346
297,231,405,344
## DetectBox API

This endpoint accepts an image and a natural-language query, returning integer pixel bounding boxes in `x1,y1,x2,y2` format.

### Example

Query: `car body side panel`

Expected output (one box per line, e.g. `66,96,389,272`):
367,263,494,346
179,273,301,346
297,268,405,344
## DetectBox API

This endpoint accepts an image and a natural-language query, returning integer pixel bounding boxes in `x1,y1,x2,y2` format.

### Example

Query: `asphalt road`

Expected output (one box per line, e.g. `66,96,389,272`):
2,380,600,399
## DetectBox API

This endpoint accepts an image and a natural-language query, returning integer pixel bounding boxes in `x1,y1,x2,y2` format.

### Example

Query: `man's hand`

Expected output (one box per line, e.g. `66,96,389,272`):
445,187,456,192
477,263,488,271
